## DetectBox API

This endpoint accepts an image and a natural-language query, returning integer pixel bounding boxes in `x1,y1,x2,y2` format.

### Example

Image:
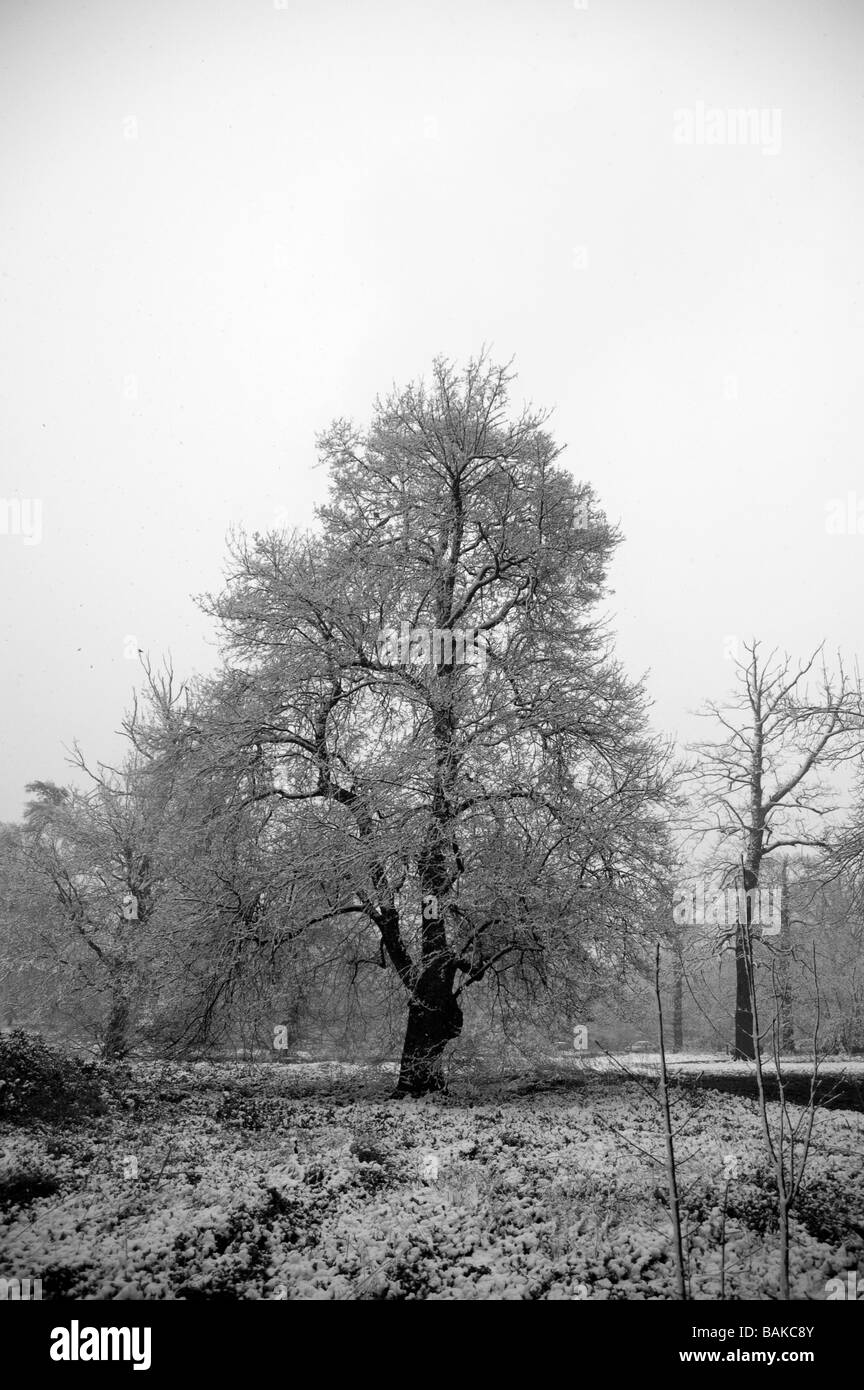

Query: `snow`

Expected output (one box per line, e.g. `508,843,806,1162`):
1,1061,861,1300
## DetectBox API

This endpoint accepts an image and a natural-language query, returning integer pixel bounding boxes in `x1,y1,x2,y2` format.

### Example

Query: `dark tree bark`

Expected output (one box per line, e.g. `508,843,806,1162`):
778,861,795,1053
103,966,131,1060
393,700,462,1094
733,861,761,1056
394,960,463,1095
734,863,759,1060
671,949,684,1051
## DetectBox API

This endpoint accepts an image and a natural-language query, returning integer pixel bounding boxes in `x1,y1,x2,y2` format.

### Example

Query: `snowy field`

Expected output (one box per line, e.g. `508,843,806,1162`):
530,1052,864,1075
2,1060,863,1300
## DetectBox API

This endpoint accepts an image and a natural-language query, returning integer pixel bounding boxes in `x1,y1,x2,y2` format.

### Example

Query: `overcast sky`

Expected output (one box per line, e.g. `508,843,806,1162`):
2,0,863,820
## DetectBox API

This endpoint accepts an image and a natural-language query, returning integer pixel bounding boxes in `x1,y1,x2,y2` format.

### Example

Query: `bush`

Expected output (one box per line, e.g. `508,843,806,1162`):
0,1167,60,1211
725,1166,779,1235
795,1173,864,1245
0,1030,105,1125
214,1090,275,1130
349,1133,389,1166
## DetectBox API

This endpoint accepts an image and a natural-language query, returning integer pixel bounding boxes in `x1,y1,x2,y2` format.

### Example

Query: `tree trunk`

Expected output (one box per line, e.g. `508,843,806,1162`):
103,979,130,1060
394,963,462,1096
733,864,758,1060
655,944,686,1299
103,951,135,1061
672,950,684,1051
396,708,463,1096
733,924,754,1059
777,1197,790,1300
778,862,795,1054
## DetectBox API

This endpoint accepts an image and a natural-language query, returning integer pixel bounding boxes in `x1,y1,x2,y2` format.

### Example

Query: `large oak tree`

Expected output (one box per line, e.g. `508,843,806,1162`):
135,357,670,1092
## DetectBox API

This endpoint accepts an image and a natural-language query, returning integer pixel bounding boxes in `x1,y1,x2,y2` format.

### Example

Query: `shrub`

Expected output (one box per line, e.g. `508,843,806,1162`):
725,1166,779,1235
0,1167,60,1211
795,1173,864,1246
214,1090,274,1130
0,1030,105,1125
349,1133,389,1166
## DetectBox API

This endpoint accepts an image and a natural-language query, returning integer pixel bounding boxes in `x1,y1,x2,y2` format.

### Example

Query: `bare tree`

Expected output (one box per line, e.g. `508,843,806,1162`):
687,641,863,1059
15,770,159,1058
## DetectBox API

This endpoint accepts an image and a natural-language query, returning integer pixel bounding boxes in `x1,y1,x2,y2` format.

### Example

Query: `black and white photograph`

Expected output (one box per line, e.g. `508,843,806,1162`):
1,0,863,1360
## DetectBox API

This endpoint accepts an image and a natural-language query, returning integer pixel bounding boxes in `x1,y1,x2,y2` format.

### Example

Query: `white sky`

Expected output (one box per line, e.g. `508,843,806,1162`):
2,0,863,820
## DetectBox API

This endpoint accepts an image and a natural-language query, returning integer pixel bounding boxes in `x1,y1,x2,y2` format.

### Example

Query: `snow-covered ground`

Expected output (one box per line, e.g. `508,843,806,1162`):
2,1061,862,1300
548,1052,864,1073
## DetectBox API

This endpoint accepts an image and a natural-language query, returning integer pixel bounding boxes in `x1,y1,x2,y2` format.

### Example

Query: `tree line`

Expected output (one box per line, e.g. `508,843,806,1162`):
3,356,864,1091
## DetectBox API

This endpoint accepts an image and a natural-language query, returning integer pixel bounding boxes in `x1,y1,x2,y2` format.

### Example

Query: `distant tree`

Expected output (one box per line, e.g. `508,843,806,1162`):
797,852,864,1052
14,766,160,1058
687,641,863,1059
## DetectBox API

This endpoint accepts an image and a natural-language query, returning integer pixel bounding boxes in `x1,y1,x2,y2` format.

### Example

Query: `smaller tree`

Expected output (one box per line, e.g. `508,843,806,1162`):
17,765,160,1058
686,641,863,1059
740,869,824,1300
